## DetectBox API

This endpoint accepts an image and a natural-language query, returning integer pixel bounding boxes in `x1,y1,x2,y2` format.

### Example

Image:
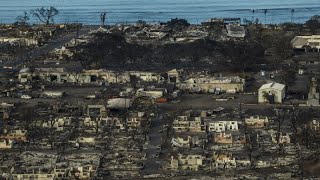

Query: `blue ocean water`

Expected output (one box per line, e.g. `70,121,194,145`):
0,0,319,24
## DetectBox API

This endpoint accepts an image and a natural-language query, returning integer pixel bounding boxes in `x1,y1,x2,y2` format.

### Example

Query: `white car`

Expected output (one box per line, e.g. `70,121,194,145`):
86,95,96,99
21,95,32,99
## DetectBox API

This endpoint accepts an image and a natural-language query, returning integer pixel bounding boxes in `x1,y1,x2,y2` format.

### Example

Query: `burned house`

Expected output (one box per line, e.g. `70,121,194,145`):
81,69,130,84
211,151,236,169
87,105,107,117
178,75,245,93
226,24,246,39
172,115,205,133
245,116,269,129
171,154,203,171
18,68,71,83
207,120,239,133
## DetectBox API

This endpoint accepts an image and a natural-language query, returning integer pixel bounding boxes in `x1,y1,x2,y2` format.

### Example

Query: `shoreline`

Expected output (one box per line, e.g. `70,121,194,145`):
0,20,311,26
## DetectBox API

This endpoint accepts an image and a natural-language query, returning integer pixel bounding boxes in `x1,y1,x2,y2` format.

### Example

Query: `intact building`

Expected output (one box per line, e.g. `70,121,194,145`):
258,82,285,104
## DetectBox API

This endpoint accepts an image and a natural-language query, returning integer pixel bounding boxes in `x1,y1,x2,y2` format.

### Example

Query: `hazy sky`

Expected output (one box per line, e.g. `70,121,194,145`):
1,0,319,8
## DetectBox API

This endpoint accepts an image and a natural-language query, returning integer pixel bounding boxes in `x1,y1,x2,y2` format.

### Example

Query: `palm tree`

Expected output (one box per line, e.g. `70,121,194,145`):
264,9,268,24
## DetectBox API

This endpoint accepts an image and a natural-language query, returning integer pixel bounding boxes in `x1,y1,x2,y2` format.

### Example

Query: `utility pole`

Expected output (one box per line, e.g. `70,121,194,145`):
76,22,80,38
264,9,268,25
291,9,295,23
239,102,242,121
252,9,255,22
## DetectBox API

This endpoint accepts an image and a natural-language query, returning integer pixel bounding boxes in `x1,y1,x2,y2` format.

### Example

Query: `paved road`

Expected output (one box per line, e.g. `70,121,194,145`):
143,110,165,175
3,26,91,67
158,94,313,111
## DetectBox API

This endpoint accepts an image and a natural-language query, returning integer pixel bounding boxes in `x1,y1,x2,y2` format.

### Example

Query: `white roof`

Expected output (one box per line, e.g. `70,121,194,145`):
259,82,285,91
291,35,320,48
19,68,30,73
168,69,179,74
